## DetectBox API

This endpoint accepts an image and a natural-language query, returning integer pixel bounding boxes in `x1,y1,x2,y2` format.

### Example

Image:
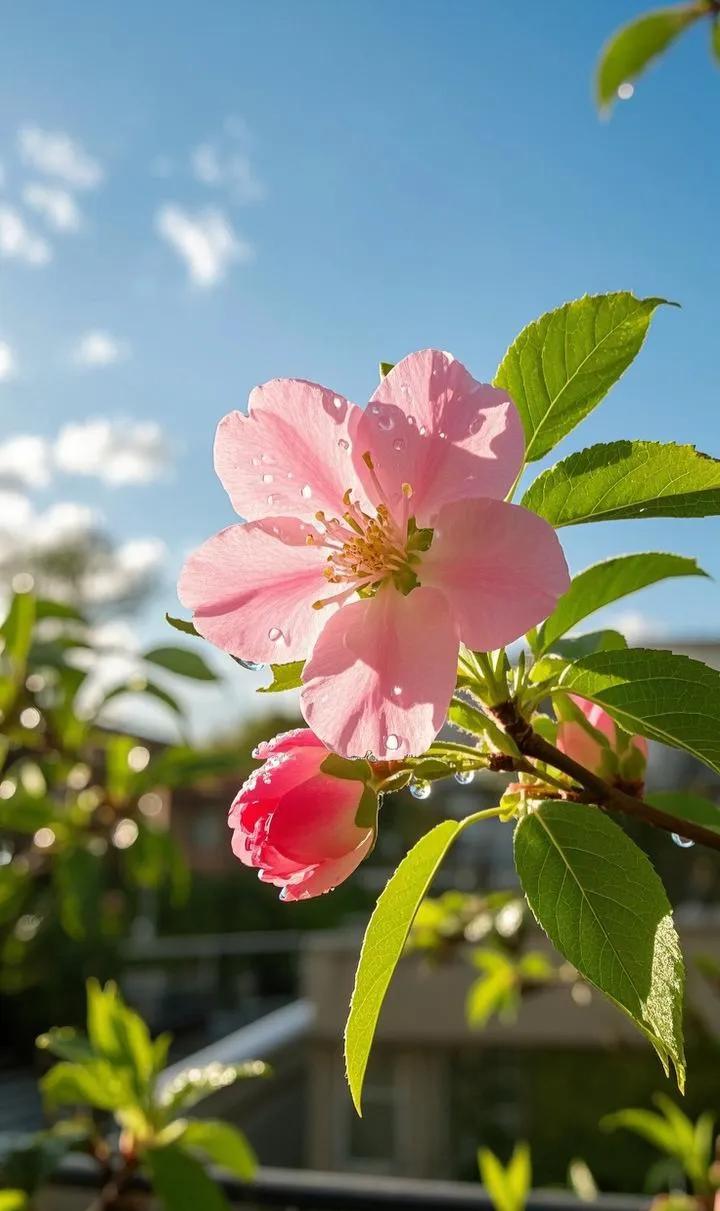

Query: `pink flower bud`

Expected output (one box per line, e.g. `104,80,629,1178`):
229,728,375,901
557,696,647,784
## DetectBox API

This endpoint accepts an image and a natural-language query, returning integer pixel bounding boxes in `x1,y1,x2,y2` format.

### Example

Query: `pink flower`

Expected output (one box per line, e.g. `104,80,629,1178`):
557,695,648,783
179,350,569,758
228,728,375,900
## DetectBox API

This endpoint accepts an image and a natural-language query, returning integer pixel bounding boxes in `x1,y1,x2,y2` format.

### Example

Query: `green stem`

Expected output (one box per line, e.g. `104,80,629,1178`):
461,805,506,828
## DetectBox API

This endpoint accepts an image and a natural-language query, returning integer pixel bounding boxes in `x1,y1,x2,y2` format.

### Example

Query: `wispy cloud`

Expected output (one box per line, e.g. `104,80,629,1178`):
23,183,82,232
155,204,252,287
71,331,129,368
54,418,171,485
191,142,265,203
0,342,17,382
0,436,51,491
17,126,103,190
0,205,51,265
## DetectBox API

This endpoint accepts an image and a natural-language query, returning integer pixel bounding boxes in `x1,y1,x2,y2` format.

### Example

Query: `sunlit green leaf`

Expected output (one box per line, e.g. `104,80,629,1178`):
551,630,628,660
537,553,706,653
515,801,685,1088
494,293,670,462
596,4,704,110
478,1143,531,1211
165,613,200,638
158,1060,269,1117
523,441,720,526
345,820,467,1113
257,661,304,693
559,647,720,778
177,1119,257,1181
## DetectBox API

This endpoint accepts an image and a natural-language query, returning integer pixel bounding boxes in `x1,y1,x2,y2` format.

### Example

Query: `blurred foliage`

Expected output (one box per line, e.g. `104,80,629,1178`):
407,890,582,1029
602,1094,716,1198
0,979,265,1210
0,586,253,1038
478,1142,531,1211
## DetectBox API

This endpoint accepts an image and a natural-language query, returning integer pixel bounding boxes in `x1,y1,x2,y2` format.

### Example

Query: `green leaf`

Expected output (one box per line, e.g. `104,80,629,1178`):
466,952,518,1028
257,660,304,693
177,1119,257,1181
478,1143,531,1211
40,1059,131,1111
596,4,704,110
0,1193,29,1210
143,645,218,681
54,847,103,940
537,553,706,653
165,613,200,638
36,1027,94,1064
448,698,519,754
515,801,685,1087
147,1145,230,1211
713,17,720,63
551,630,628,660
494,293,670,462
158,1061,269,1117
1,591,36,671
559,647,720,778
99,679,185,720
646,790,720,835
522,441,720,526
0,864,30,925
345,820,467,1113
86,978,155,1090
379,360,395,378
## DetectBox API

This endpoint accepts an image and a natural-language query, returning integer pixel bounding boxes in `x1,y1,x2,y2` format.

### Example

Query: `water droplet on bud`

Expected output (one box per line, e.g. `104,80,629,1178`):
672,833,694,848
410,778,431,800
454,770,475,785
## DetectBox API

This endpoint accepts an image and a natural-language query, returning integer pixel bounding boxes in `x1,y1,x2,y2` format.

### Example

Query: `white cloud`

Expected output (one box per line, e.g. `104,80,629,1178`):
17,126,103,189
54,418,171,485
0,205,51,265
0,435,51,491
72,330,129,368
0,342,17,381
23,182,81,232
191,143,264,202
605,610,668,644
155,204,252,287
79,537,165,604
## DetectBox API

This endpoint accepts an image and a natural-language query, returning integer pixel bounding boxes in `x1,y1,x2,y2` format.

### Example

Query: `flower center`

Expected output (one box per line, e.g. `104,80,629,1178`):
308,455,431,609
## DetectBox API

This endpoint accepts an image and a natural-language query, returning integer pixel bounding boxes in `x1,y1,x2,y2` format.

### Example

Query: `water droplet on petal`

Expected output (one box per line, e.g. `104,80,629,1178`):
393,438,405,452
287,471,293,479
268,627,283,642
407,415,416,426
251,456,261,466
333,396,343,409
439,431,447,440
419,425,427,436
392,685,402,696
251,745,261,758
238,659,264,671
301,484,312,499
385,734,400,752
377,414,394,431
454,770,475,785
262,472,274,483
410,778,431,800
672,833,695,848
261,453,272,463
267,494,277,506
338,438,349,451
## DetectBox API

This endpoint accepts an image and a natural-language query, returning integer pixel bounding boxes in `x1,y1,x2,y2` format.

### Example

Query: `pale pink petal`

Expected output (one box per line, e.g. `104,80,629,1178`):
420,498,570,651
556,721,606,773
268,773,367,862
214,380,370,522
571,697,648,759
280,834,374,901
253,728,325,761
354,350,524,525
178,516,331,662
301,585,458,759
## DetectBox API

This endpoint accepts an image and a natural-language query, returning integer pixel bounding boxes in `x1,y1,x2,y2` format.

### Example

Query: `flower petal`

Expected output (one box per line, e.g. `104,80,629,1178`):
279,835,375,901
420,498,570,651
268,772,368,863
355,350,524,525
301,585,458,759
178,516,332,662
214,380,370,522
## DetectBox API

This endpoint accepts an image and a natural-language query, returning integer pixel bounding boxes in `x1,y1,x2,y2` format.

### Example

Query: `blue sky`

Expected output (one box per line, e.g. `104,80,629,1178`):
1,1,718,732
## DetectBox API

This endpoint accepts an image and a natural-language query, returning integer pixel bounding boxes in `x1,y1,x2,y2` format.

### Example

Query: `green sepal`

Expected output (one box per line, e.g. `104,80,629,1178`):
355,785,379,831
379,361,395,378
375,768,413,794
320,753,372,783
